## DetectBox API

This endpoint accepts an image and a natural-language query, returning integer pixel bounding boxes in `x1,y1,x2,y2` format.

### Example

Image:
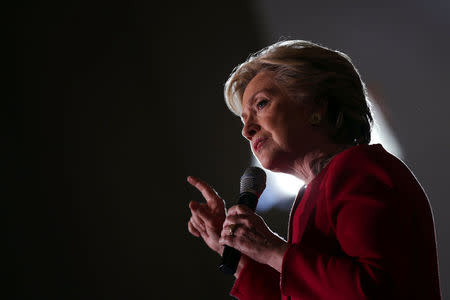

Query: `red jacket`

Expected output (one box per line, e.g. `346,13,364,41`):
230,144,441,300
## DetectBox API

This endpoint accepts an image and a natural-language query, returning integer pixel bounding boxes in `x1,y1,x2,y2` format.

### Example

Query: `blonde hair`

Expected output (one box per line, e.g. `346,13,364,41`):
224,40,372,145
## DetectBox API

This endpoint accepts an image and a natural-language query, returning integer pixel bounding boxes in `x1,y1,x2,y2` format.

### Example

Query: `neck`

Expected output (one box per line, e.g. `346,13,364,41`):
290,143,350,184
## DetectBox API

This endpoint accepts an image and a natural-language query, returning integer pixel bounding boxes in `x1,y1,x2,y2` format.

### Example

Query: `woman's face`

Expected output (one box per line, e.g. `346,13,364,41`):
241,71,318,173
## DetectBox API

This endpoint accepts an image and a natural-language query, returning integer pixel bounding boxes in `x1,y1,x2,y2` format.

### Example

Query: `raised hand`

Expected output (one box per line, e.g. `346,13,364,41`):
187,176,226,255
219,205,288,272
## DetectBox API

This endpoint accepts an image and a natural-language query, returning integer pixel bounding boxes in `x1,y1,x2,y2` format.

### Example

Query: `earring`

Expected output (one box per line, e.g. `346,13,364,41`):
309,113,321,125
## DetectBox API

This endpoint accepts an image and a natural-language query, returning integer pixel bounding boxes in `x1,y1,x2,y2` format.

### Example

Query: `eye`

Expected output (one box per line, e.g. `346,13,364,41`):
256,99,269,110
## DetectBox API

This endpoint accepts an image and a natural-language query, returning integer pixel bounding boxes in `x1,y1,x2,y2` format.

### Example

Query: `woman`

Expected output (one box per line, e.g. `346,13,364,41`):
187,40,441,299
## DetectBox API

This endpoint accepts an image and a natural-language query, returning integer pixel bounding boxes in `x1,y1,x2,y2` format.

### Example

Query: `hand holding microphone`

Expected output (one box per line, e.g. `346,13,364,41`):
188,167,288,276
187,167,266,260
219,167,289,275
219,167,266,274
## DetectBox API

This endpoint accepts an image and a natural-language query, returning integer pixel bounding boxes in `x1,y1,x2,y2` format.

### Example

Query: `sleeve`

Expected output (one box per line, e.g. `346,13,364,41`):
280,149,410,299
230,257,281,300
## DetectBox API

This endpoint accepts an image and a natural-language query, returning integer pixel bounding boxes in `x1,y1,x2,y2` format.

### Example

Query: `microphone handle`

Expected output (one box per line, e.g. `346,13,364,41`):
219,192,258,275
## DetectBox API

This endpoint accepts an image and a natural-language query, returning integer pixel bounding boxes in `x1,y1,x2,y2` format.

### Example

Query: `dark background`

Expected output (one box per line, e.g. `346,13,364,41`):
10,0,449,299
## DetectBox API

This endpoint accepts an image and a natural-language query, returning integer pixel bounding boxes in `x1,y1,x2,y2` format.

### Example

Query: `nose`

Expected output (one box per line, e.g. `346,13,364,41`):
241,117,260,141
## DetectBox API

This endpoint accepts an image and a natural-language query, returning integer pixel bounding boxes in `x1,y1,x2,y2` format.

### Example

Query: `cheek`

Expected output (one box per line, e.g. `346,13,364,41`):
269,118,291,144
272,120,306,151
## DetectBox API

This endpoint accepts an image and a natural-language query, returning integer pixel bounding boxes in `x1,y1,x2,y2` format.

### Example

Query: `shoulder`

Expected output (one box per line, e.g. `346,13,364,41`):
317,145,400,221
331,144,396,168
321,144,425,204
325,144,398,187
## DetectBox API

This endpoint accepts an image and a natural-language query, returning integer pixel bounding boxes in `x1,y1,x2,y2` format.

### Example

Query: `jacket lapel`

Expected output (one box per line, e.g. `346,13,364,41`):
288,183,317,244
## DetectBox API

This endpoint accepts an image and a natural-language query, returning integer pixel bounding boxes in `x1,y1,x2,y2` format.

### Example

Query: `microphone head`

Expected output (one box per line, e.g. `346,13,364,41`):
240,166,266,196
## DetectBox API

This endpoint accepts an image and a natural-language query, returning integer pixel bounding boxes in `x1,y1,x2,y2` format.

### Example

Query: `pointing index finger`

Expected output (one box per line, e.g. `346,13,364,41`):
187,176,221,208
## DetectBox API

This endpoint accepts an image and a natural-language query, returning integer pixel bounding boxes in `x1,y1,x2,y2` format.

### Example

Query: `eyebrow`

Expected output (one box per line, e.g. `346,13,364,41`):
247,88,276,107
241,88,276,119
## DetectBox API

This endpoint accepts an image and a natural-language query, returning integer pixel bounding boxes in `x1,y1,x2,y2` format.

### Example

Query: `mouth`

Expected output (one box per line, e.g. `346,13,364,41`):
252,137,267,153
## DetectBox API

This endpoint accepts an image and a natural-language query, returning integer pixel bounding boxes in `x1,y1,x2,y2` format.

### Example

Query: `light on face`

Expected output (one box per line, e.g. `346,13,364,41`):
252,100,402,212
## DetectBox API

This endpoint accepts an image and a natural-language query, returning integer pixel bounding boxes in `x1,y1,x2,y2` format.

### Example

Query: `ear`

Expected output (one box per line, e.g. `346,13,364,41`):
308,98,330,126
308,98,329,126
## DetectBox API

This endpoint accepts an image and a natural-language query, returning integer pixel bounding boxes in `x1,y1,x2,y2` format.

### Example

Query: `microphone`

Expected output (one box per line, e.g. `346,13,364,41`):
219,166,266,275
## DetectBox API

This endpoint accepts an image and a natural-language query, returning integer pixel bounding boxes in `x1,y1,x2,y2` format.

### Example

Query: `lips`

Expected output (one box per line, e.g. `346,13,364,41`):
253,137,267,153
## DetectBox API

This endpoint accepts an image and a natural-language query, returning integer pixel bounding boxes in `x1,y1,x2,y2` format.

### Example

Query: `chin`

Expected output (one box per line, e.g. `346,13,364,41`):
258,156,285,173
255,147,290,172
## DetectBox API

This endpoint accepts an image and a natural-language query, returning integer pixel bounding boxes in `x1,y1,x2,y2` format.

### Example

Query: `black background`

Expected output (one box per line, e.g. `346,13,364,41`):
10,1,449,299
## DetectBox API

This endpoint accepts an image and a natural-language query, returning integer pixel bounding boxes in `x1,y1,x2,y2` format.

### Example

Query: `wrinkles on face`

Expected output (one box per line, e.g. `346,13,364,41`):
239,71,314,173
